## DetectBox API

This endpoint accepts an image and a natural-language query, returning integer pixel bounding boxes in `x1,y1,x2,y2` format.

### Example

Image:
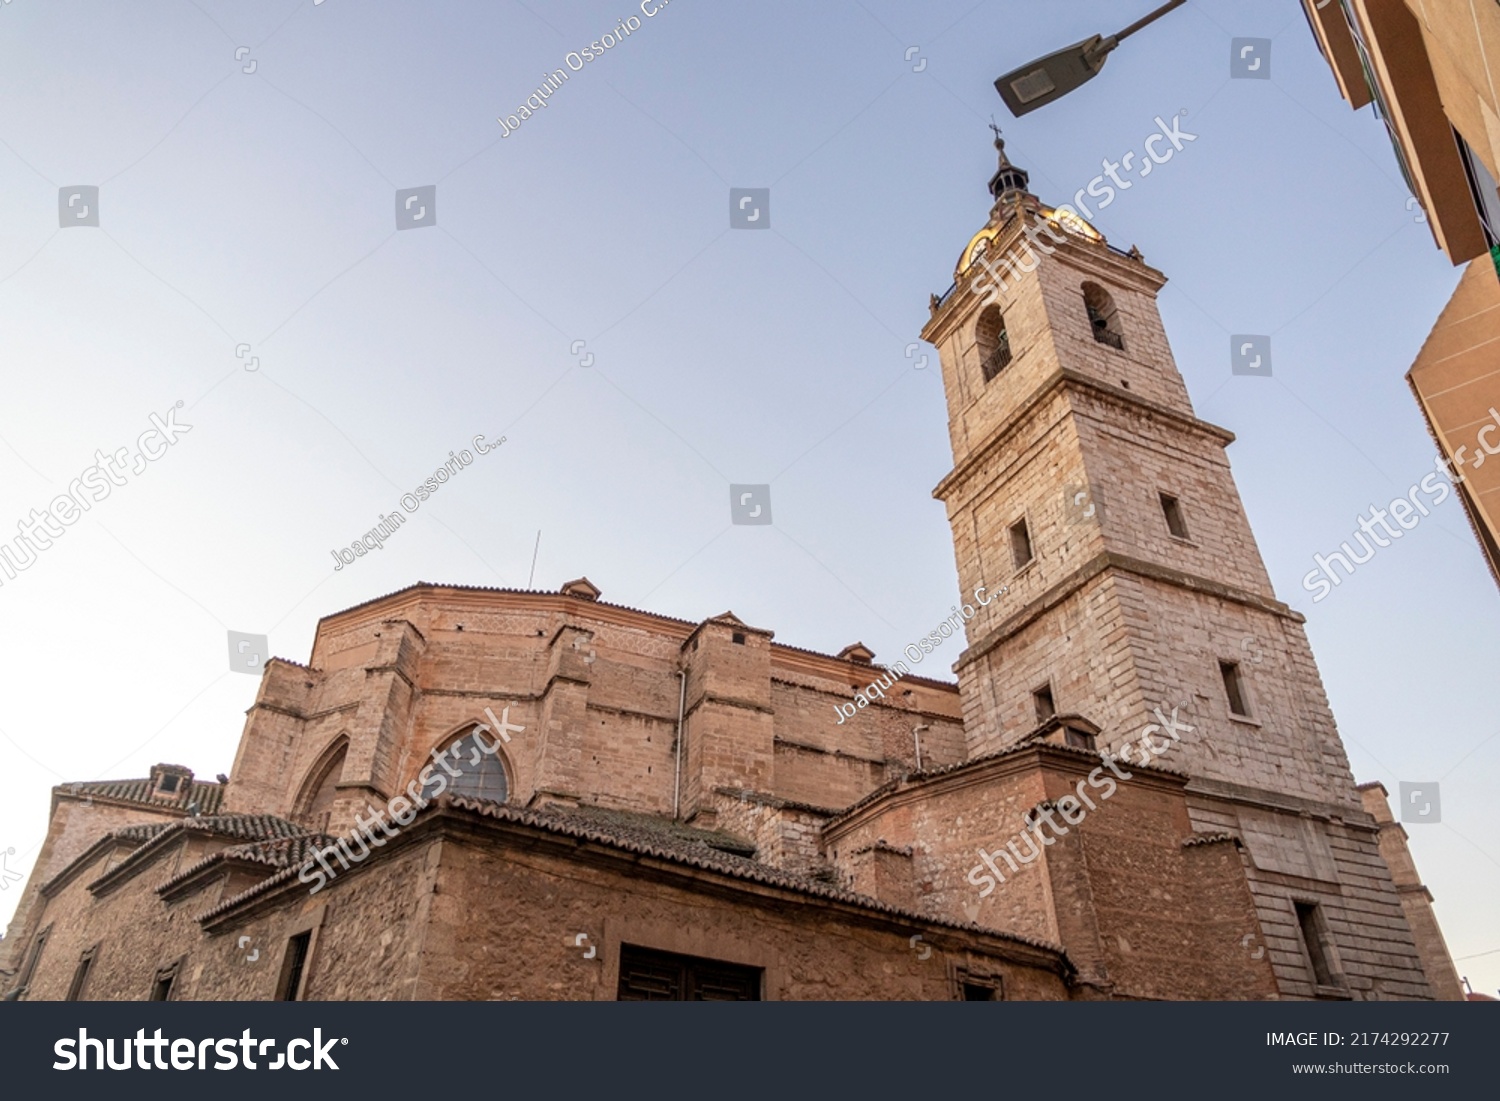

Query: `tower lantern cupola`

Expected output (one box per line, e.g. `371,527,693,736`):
987,124,1032,204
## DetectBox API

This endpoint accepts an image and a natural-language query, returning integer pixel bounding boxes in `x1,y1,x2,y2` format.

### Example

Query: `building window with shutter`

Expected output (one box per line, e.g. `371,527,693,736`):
278,931,314,1001
616,944,761,1001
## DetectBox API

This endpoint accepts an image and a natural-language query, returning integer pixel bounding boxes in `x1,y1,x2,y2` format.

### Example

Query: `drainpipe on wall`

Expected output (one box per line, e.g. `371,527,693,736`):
912,725,930,772
673,670,687,820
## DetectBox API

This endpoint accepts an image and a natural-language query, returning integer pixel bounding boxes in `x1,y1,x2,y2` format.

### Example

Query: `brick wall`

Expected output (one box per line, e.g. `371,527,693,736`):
825,745,1280,1000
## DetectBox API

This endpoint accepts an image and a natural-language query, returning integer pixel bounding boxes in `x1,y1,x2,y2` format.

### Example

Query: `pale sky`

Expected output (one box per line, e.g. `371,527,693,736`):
1,0,1495,995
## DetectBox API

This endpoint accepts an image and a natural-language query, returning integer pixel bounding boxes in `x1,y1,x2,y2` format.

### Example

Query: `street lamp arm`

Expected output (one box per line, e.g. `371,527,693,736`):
1112,0,1188,44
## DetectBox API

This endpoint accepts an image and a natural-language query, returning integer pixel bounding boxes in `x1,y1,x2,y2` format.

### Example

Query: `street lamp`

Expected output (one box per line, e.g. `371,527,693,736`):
994,0,1187,116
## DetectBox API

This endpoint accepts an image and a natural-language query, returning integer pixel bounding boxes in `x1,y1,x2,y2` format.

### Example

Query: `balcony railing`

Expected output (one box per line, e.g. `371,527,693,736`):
1089,313,1124,350
982,331,1013,380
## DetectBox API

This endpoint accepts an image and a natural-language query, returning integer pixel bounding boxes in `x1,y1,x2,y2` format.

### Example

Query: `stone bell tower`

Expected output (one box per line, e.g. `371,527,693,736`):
918,132,1458,1000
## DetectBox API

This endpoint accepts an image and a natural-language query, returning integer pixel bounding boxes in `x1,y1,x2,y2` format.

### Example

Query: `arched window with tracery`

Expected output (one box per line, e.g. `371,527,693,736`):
421,726,510,805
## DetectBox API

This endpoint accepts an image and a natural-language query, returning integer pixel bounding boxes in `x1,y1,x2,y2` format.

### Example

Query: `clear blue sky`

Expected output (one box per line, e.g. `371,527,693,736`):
1,0,1495,994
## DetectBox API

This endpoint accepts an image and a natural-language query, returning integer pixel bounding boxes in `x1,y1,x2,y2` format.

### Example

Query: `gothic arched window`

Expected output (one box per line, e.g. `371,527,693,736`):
1082,282,1124,350
294,737,348,833
976,305,1012,380
421,727,510,805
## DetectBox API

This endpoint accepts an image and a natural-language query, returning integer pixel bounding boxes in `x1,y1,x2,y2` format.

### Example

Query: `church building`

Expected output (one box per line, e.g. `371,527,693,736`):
1,138,1463,1002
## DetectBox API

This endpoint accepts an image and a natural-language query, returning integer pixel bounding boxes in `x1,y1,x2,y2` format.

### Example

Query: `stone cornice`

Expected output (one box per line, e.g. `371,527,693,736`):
363,661,417,693
935,367,1235,505
684,692,774,720
1183,777,1373,832
955,551,1303,671
772,736,885,767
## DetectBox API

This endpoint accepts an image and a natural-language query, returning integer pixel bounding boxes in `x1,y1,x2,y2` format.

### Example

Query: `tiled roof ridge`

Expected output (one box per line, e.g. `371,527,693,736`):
158,833,336,896
115,822,177,842
551,803,756,853
198,798,1067,960
37,821,180,897
85,814,308,894
57,775,227,815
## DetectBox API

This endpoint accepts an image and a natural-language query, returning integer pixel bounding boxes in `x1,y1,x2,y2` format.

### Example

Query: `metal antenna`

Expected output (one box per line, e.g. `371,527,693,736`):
527,531,541,588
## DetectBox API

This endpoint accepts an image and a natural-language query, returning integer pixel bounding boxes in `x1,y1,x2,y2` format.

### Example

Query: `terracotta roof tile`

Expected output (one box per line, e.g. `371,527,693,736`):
158,832,335,896
59,776,226,815
1181,831,1240,848
86,814,308,894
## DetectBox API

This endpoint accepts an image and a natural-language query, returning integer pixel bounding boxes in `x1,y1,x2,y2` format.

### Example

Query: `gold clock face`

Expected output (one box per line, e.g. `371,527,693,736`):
1045,206,1102,241
957,227,999,276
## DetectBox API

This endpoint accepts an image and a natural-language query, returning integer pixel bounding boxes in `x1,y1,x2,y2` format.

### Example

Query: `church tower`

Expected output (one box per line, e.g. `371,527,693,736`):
920,133,1455,1000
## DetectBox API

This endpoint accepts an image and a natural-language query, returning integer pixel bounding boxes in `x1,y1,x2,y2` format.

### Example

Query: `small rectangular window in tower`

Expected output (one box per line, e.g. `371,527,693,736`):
961,980,1001,1000
1033,684,1056,723
1294,901,1337,987
732,632,746,645
1009,517,1033,570
1160,493,1189,539
66,946,98,1002
278,931,313,1001
1220,660,1251,718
